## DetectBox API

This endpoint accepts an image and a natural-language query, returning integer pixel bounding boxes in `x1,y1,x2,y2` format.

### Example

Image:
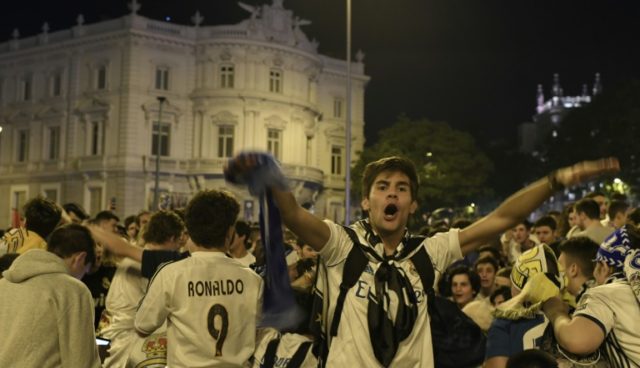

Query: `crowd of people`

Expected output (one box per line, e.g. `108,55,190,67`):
0,153,638,368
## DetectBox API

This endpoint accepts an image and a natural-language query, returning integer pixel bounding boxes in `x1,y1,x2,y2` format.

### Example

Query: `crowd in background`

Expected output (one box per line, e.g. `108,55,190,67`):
0,156,639,368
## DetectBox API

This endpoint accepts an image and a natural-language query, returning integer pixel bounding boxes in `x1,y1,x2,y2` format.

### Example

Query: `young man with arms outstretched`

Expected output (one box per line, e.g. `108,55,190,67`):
226,153,618,367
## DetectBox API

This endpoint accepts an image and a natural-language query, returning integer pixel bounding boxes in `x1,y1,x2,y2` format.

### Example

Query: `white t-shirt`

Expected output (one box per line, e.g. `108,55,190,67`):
101,257,148,367
233,252,256,268
134,251,263,368
574,278,640,367
318,220,462,367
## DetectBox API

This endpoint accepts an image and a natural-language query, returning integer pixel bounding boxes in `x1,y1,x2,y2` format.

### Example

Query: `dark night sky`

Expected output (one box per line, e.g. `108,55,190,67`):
2,0,639,147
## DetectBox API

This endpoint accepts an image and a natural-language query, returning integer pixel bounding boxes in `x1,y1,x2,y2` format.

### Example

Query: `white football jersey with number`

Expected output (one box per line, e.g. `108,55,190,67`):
135,251,263,368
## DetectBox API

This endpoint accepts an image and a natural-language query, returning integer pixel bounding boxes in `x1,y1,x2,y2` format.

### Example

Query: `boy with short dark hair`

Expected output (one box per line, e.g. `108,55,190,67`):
135,190,263,367
1,196,62,255
226,152,618,367
0,224,100,368
544,226,640,365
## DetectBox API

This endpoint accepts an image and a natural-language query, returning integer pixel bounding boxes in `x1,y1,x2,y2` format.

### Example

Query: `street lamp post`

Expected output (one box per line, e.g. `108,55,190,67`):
345,0,352,225
153,96,166,210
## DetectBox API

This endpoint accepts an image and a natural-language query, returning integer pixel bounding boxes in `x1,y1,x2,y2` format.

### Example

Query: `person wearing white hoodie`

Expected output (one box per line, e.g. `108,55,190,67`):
0,223,101,368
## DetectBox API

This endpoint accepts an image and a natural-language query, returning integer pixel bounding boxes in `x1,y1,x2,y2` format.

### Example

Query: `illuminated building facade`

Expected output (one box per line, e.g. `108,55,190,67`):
0,0,369,226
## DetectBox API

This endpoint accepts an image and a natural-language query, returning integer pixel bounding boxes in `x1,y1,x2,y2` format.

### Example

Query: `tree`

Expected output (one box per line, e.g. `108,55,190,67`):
352,117,494,212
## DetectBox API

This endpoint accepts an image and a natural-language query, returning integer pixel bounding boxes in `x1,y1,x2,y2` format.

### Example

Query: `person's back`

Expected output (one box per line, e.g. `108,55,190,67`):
102,210,186,367
543,225,640,367
138,253,262,367
1,197,61,255
0,224,100,368
575,278,640,364
135,189,264,367
101,257,147,366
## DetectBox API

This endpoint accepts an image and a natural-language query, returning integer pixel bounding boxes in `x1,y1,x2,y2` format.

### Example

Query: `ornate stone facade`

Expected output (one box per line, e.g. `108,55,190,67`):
0,1,368,225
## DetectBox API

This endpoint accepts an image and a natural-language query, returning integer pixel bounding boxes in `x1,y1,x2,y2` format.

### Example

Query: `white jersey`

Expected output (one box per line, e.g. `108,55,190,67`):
233,252,256,268
101,257,148,367
134,251,264,368
318,220,462,367
574,278,640,368
251,328,317,368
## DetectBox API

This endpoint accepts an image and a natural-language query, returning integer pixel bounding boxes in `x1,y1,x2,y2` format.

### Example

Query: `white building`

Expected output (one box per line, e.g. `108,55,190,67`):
0,0,369,226
518,73,601,154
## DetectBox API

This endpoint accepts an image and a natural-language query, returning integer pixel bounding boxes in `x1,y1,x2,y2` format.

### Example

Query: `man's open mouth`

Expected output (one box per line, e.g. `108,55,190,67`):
384,204,398,218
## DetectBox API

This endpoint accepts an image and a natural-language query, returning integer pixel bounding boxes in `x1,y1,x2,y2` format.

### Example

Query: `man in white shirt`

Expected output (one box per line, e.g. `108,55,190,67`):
135,190,263,368
226,152,618,367
571,198,615,244
543,226,640,367
229,220,256,267
100,210,185,367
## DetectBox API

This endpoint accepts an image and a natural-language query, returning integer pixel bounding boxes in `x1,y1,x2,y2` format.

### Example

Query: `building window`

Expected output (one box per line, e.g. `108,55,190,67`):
17,130,29,162
267,129,282,160
90,121,104,156
269,69,282,93
88,187,103,216
47,126,60,160
51,72,62,97
19,76,32,101
155,67,170,90
333,98,343,118
151,122,171,157
13,190,27,212
220,64,234,89
217,126,234,158
43,188,58,203
331,146,343,175
96,65,107,90
10,187,29,228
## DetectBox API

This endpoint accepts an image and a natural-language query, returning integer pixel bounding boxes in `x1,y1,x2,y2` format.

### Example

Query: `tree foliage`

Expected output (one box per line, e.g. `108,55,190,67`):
352,117,494,211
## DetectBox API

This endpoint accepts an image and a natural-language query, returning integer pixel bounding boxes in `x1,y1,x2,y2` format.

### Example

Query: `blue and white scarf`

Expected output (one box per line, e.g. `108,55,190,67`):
225,152,302,330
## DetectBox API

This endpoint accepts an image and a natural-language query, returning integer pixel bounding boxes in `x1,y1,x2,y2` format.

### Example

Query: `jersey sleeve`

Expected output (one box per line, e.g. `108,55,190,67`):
318,220,354,266
135,264,171,335
141,250,182,278
573,287,614,336
424,229,462,284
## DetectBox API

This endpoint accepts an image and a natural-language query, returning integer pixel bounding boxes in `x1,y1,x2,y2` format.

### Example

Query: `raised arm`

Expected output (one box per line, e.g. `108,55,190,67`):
271,188,330,252
225,153,330,251
543,296,604,355
459,158,619,255
88,225,142,262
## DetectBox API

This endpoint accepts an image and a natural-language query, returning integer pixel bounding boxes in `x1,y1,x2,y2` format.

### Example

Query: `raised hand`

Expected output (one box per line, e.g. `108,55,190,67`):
224,151,289,197
556,157,620,188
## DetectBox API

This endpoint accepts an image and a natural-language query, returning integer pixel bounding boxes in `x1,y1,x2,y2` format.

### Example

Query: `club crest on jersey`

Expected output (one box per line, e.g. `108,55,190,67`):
135,334,167,368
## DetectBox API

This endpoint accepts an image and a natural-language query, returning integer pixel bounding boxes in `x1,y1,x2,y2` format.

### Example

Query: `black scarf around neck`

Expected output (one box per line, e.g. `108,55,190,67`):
354,220,422,367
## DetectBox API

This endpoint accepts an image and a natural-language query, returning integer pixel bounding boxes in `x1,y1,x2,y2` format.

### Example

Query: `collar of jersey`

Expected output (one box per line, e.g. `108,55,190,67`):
354,219,411,261
190,251,229,258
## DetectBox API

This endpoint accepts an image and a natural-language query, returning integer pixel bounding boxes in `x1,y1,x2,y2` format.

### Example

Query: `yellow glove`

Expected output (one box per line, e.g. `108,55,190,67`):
493,272,560,321
524,272,561,305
